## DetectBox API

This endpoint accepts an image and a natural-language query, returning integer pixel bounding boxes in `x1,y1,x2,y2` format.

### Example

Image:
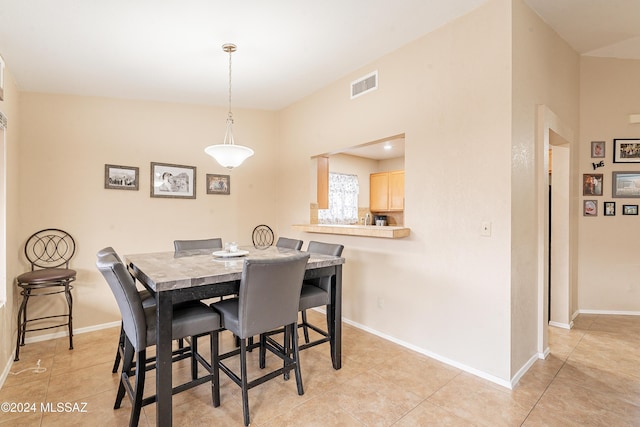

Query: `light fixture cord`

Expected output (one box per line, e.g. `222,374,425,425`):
227,46,233,123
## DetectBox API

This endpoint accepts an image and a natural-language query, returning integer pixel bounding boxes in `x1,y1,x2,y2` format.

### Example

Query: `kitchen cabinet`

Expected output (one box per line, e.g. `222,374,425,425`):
370,170,404,212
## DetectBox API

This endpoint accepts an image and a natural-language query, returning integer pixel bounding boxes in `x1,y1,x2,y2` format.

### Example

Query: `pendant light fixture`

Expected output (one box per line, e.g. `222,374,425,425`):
204,43,254,169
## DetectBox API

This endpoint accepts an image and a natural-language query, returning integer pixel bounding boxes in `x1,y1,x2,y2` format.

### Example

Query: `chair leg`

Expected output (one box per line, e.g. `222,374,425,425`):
301,310,310,343
240,339,250,427
283,325,291,380
112,323,125,373
191,335,198,380
211,331,220,407
291,323,304,396
259,334,266,369
129,348,146,427
65,282,74,350
14,290,29,361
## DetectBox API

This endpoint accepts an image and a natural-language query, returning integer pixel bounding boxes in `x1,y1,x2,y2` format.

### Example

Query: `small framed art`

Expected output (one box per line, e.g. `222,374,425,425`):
206,174,230,195
150,162,196,199
591,141,605,158
583,200,597,216
604,201,615,216
613,138,640,163
623,204,639,215
583,173,603,196
104,164,139,190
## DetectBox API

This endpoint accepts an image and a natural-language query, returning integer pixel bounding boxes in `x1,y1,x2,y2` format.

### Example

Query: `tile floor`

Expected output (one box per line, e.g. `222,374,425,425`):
1,311,639,426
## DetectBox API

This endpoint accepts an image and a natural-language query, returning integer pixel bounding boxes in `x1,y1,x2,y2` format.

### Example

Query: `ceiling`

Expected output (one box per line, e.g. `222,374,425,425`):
0,1,639,111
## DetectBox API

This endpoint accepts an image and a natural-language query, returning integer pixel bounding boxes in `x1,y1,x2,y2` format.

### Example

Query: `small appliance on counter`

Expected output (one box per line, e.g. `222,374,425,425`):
374,215,387,226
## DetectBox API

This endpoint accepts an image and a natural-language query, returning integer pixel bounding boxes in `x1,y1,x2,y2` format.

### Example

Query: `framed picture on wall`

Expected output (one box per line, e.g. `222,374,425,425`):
613,138,640,163
591,141,605,158
583,200,597,216
612,171,640,198
150,162,196,199
623,204,638,215
104,164,139,190
582,173,603,196
604,201,615,216
206,174,230,195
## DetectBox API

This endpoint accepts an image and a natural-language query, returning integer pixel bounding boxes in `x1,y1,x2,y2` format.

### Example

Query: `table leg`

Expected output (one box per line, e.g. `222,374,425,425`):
156,292,173,427
331,265,342,370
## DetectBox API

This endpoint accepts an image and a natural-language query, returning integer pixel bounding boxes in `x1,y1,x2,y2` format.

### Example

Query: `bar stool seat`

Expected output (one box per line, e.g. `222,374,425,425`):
15,229,76,361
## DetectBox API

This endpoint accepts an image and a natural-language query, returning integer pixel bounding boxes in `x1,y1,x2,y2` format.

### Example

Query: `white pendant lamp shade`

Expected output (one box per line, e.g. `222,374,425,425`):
205,116,254,169
205,43,254,169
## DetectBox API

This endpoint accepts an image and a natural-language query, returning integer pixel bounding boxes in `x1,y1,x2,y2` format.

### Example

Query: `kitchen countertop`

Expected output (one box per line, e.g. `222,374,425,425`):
292,223,410,239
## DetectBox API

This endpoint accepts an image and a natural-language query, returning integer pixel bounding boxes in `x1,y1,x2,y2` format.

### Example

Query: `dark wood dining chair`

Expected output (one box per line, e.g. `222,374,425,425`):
210,253,310,426
97,249,222,427
15,229,76,361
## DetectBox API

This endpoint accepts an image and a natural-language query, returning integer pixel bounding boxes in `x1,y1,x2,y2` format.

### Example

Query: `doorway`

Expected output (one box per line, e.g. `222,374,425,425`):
536,105,575,356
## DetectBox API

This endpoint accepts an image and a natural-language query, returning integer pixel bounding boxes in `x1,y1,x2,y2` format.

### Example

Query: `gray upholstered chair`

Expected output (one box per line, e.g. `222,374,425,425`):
298,241,344,348
275,237,303,250
174,237,223,251
210,253,310,427
96,247,157,374
96,250,221,427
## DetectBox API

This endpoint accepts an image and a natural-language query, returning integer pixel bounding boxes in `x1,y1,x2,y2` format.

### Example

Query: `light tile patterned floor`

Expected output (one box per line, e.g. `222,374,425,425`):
1,312,639,426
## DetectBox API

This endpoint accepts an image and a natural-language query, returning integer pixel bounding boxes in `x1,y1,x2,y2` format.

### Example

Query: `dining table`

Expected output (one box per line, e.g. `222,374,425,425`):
124,245,345,427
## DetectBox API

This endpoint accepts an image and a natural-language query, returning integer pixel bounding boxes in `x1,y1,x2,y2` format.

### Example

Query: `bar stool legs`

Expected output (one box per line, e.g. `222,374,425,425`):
14,282,74,361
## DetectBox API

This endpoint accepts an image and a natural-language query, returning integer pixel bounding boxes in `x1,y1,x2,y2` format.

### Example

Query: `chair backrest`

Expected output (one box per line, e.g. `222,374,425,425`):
305,241,344,293
275,237,303,250
25,228,76,270
238,253,310,338
252,224,274,249
96,250,147,350
174,238,223,251
96,246,122,263
307,241,344,257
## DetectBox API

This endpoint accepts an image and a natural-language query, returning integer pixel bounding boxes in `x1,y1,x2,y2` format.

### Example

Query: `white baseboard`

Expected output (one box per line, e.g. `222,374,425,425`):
548,320,573,329
579,309,640,316
332,311,514,390
1,321,121,390
22,321,121,345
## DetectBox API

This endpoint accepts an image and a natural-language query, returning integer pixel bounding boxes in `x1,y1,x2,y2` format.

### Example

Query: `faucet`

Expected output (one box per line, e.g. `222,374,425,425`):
365,213,371,226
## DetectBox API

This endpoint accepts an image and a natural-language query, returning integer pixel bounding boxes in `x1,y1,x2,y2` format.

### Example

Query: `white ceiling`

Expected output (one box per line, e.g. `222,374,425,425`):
0,1,639,111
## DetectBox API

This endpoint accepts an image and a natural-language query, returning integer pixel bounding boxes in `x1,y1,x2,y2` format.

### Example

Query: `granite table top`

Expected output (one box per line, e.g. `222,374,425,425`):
125,245,345,292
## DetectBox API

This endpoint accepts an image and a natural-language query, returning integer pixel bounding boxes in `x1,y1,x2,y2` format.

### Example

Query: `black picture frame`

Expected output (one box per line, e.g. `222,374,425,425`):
613,138,640,163
604,201,616,216
623,204,639,215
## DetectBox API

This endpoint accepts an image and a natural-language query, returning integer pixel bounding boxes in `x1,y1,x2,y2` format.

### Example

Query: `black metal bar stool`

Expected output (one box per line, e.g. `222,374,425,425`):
15,229,76,361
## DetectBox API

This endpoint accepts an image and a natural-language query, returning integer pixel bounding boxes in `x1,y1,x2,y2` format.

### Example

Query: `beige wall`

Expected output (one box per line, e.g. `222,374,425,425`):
15,93,279,336
579,57,640,311
0,67,22,376
2,0,633,389
278,0,515,383
510,0,580,376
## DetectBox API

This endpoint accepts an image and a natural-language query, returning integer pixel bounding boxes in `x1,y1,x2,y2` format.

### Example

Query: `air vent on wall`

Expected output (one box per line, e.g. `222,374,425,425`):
351,70,378,99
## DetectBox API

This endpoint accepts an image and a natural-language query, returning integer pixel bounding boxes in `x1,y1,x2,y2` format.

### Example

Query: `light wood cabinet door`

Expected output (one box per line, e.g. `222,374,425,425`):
369,172,389,212
389,171,404,211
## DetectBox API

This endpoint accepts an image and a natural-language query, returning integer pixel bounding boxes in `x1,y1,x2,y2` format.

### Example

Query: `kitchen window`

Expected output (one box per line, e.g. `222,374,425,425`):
318,173,359,224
